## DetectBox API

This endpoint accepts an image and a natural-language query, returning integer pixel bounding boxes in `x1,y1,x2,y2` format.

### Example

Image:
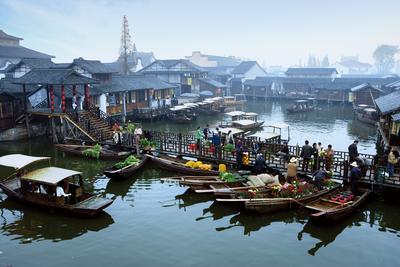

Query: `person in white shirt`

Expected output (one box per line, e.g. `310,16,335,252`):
56,185,71,197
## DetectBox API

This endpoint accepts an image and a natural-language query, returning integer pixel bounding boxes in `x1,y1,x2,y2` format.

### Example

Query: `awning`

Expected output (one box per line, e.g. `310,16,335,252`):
21,167,82,185
0,154,50,170
244,112,258,116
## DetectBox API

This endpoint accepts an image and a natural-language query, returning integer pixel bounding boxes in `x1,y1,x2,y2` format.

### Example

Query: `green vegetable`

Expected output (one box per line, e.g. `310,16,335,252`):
82,144,102,159
221,172,236,182
113,155,139,169
223,144,234,152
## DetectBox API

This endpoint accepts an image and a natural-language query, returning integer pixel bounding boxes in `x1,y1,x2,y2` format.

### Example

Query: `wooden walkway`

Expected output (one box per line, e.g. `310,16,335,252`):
118,130,400,188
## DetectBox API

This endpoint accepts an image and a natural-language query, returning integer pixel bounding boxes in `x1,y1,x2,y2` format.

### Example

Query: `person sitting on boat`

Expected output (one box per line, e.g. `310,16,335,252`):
56,181,71,203
312,169,329,190
349,161,361,195
34,184,48,194
287,157,298,183
255,153,268,174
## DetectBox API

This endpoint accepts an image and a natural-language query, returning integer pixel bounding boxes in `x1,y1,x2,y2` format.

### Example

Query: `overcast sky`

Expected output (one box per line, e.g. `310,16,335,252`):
1,0,399,67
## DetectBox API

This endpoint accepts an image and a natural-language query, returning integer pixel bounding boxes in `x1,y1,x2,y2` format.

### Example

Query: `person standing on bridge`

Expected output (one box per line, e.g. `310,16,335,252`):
195,127,204,154
300,140,313,173
348,140,359,163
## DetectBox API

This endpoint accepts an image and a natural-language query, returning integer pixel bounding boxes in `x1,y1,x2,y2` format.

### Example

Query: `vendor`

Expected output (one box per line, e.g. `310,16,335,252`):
349,161,361,195
254,153,268,174
287,157,298,183
312,169,329,190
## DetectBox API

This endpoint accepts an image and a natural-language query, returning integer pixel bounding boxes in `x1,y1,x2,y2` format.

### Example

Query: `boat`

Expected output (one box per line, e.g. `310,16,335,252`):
305,187,371,222
223,94,247,106
147,154,220,176
0,154,113,217
216,181,341,214
221,111,264,131
55,144,132,160
354,105,379,125
168,105,194,123
287,99,316,113
103,155,148,180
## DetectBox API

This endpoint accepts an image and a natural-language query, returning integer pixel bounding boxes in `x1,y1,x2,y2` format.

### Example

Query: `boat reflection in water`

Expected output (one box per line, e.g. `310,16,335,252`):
173,189,215,210
0,197,114,243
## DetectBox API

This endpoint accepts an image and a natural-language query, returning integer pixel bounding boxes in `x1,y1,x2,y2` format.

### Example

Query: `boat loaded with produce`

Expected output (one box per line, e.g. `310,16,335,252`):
103,155,148,180
55,143,132,160
148,154,220,176
217,177,340,213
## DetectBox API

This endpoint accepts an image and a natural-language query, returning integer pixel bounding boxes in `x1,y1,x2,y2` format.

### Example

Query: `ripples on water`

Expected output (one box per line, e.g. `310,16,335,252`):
0,101,398,267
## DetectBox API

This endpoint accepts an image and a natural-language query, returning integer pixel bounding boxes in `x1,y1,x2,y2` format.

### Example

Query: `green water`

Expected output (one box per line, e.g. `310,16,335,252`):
1,101,398,267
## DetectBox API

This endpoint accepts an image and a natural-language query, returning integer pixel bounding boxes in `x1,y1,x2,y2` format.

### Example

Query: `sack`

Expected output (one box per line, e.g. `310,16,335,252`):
257,174,280,185
247,175,265,187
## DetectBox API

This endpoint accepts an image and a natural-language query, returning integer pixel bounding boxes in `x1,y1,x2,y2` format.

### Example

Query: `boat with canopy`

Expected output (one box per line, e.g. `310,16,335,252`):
0,154,113,217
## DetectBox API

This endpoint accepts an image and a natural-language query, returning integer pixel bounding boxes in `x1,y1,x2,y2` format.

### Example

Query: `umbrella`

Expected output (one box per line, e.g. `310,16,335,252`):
180,93,200,98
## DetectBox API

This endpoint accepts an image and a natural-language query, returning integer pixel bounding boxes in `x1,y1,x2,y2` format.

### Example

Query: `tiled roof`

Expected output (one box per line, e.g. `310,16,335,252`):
139,59,207,73
198,77,227,88
0,30,22,41
93,74,176,94
0,45,54,59
13,69,98,85
375,90,400,114
5,58,55,72
0,77,38,94
72,58,117,74
350,83,384,93
285,68,338,76
232,61,264,74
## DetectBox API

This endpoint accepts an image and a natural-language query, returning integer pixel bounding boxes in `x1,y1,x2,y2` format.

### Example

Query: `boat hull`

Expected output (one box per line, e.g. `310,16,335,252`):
55,144,132,160
103,155,148,180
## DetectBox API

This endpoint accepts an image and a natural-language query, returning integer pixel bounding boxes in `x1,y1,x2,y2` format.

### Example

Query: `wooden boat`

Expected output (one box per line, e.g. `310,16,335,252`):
216,182,341,213
147,154,220,176
287,99,316,113
305,187,371,222
221,111,264,131
55,144,132,160
103,155,148,180
0,154,113,217
354,105,378,125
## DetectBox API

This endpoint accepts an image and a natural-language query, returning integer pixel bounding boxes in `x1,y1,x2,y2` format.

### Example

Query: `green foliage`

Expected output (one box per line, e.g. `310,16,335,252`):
373,45,399,73
140,138,157,148
82,144,102,159
220,172,237,182
114,155,139,169
125,123,136,134
223,144,234,152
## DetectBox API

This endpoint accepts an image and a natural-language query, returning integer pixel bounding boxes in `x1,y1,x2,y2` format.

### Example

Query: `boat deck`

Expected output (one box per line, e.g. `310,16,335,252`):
74,196,113,210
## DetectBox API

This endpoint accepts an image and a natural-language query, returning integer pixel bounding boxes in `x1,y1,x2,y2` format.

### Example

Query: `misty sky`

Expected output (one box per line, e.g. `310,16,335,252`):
1,0,399,67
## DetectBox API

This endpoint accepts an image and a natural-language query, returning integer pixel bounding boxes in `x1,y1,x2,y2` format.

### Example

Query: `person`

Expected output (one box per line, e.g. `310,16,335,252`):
255,153,268,174
211,131,221,157
56,182,71,204
227,130,234,145
134,126,143,155
312,143,319,171
313,169,329,190
280,142,290,162
112,122,120,133
235,140,244,170
348,140,359,163
195,127,204,153
300,140,313,172
317,142,323,153
349,161,361,194
287,157,298,183
324,144,334,171
387,147,399,177
203,124,210,140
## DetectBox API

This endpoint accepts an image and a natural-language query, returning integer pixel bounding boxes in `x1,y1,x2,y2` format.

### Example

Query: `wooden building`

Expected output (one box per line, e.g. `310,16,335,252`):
285,68,338,79
198,77,227,96
138,59,207,95
375,90,400,148
350,83,384,107
92,74,176,116
230,61,267,95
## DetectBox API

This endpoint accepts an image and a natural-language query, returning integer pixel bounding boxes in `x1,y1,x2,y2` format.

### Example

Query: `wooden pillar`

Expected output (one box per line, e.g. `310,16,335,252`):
46,85,50,108
84,84,90,109
23,84,31,138
61,84,66,113
50,85,55,113
122,91,127,125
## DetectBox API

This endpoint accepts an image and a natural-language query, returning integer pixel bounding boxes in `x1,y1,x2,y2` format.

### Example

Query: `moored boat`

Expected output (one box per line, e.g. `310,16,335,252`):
0,154,113,217
147,154,220,176
103,155,148,180
55,144,132,160
354,105,378,125
217,181,341,214
221,111,264,131
305,187,371,222
287,99,316,113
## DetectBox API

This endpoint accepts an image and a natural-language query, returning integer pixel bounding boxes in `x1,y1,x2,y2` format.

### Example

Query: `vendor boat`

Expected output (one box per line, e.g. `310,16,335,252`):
55,144,132,160
147,154,220,176
103,155,149,180
305,187,371,222
0,154,113,217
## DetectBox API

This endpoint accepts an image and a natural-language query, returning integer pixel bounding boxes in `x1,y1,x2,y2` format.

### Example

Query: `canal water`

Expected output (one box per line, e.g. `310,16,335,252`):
1,100,398,267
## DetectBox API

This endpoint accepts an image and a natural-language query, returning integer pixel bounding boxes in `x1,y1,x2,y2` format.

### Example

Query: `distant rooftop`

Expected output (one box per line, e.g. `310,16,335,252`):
0,30,23,41
0,45,54,59
232,61,265,75
72,57,117,74
285,68,338,76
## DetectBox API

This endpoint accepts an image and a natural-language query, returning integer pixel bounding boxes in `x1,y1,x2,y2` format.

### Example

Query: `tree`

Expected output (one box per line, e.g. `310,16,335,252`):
321,55,330,67
373,45,399,74
120,15,133,75
307,55,317,67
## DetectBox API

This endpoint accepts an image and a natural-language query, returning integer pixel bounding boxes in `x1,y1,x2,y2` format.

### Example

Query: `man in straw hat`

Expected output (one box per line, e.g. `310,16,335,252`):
349,161,361,194
287,157,298,183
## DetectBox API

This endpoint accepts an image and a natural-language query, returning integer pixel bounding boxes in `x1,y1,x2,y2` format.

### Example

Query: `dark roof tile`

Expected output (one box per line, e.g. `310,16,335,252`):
0,45,54,59
285,68,338,76
375,90,400,114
